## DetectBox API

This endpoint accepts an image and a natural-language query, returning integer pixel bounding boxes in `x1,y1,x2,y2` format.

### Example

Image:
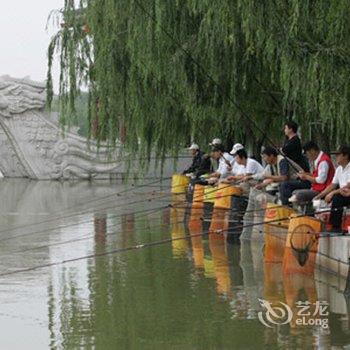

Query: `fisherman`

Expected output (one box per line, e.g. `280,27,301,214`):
226,144,264,181
207,145,235,183
289,141,335,203
314,145,350,233
209,138,224,171
282,121,309,171
245,146,289,195
240,146,287,238
182,143,205,175
279,121,311,205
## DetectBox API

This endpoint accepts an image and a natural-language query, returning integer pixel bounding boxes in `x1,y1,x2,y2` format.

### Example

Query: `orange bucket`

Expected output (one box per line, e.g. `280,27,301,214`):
171,174,190,194
192,184,205,209
214,184,242,209
283,215,321,275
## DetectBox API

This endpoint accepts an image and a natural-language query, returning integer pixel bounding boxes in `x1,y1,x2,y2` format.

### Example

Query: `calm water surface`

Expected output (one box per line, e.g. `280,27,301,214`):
0,179,349,349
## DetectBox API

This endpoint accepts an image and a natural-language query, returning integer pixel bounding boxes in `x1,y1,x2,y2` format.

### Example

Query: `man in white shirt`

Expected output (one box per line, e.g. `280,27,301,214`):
314,145,350,232
208,145,235,183
225,146,264,181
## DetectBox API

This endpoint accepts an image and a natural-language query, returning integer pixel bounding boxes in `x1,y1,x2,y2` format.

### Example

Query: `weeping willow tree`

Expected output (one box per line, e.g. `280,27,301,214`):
47,0,350,162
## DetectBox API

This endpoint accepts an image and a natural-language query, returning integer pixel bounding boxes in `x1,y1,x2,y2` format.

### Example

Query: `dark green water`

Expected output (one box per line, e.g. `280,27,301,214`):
0,179,349,349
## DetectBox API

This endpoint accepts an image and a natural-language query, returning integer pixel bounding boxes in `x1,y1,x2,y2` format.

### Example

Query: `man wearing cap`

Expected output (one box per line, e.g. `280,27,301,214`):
314,145,350,232
182,143,205,175
226,145,264,181
208,138,223,172
208,145,235,183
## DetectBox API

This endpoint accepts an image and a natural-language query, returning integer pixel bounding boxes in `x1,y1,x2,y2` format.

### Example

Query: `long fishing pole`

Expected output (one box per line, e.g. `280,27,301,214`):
0,202,171,244
10,210,197,254
1,206,346,278
0,178,181,237
133,0,302,173
6,203,329,256
0,180,232,242
4,199,291,254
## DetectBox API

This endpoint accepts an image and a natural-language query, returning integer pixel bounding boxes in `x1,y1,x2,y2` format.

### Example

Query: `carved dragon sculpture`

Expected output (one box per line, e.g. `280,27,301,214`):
0,75,123,179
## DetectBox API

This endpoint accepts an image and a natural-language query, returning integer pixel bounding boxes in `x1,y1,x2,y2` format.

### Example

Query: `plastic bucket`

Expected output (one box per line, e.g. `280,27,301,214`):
192,184,205,208
204,186,217,203
171,174,190,194
214,184,242,209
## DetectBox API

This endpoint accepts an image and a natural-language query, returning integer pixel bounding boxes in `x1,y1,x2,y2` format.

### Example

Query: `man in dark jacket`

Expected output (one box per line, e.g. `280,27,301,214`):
183,143,204,175
282,120,309,171
279,121,311,205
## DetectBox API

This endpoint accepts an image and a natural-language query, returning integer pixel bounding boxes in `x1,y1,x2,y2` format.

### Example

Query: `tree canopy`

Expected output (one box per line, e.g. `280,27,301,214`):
47,0,350,160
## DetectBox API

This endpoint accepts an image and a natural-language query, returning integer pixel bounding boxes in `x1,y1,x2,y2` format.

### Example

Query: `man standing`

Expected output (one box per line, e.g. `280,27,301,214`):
279,121,311,204
282,121,309,171
314,145,350,232
291,141,335,203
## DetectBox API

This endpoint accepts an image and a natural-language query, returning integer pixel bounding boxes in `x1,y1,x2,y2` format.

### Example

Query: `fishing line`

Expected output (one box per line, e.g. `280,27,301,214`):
0,179,178,237
1,206,345,278
0,223,248,277
0,202,172,244
10,210,200,254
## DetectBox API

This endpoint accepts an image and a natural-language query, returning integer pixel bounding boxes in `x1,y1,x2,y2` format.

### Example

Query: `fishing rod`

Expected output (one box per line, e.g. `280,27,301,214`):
8,196,275,255
0,219,271,278
0,202,172,244
9,206,344,256
5,199,294,255
133,0,303,174
1,205,346,278
0,178,181,237
0,180,233,242
0,193,261,254
10,209,201,255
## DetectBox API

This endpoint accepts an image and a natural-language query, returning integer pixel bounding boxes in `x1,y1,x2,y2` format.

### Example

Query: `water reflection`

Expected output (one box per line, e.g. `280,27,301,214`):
0,180,349,348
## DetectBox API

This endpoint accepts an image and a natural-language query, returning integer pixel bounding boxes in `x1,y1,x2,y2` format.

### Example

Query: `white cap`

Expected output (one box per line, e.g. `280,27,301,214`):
188,143,199,150
209,138,222,146
230,143,244,155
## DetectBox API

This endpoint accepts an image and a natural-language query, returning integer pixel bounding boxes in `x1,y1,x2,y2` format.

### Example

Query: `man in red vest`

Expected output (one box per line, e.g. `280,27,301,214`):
290,141,335,203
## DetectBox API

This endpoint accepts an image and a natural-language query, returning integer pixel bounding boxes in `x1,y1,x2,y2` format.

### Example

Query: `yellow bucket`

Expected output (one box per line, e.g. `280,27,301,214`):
204,185,217,203
214,184,242,209
192,184,205,208
264,203,295,228
171,174,190,194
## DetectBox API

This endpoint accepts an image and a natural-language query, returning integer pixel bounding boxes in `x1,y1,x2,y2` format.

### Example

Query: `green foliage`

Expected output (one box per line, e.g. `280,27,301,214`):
47,0,350,159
